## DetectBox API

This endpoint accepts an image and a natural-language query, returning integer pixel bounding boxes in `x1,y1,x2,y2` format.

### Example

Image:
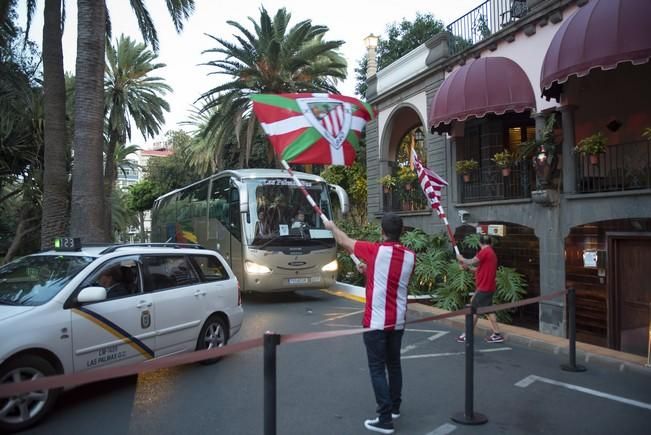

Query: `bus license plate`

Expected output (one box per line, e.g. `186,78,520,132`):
289,278,309,285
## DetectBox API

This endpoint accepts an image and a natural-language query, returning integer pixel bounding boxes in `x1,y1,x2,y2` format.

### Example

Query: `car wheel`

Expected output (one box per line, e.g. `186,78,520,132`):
196,315,229,365
0,355,61,433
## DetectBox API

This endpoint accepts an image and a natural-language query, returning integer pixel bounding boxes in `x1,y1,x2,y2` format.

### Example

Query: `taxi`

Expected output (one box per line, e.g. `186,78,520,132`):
0,239,243,432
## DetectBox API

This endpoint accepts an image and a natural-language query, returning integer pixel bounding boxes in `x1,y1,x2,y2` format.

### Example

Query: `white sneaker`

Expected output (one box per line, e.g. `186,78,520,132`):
367,413,400,424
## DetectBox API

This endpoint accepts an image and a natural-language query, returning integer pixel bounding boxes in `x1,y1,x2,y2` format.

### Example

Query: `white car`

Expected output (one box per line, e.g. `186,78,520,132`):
0,241,244,432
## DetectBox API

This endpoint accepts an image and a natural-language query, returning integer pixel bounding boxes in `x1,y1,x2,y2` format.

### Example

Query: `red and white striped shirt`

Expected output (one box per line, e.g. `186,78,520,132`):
354,241,416,330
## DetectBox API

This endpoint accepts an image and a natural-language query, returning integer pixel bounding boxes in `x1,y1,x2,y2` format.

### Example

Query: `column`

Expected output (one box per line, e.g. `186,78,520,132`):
559,105,577,194
536,214,567,337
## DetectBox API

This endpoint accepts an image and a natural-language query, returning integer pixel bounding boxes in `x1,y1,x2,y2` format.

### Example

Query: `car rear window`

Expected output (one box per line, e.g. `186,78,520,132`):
189,255,229,282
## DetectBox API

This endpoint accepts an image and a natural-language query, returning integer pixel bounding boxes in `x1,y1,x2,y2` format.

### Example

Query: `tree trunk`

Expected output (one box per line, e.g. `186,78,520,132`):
104,133,119,238
70,0,107,243
41,0,70,250
139,211,145,241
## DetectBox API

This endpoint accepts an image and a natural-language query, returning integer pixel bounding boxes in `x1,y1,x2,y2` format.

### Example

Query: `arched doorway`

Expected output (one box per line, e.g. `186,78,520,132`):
381,106,428,212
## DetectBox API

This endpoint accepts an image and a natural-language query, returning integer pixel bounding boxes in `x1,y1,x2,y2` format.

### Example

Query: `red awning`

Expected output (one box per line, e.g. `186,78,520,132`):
428,57,536,134
541,0,651,101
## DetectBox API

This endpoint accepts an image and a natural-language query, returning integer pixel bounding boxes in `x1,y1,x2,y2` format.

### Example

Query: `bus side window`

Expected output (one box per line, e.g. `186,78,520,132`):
209,178,230,229
229,186,241,240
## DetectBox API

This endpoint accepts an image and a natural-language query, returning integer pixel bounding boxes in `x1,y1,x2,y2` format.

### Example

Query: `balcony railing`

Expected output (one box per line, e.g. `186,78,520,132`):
447,0,528,56
576,140,651,193
458,159,533,203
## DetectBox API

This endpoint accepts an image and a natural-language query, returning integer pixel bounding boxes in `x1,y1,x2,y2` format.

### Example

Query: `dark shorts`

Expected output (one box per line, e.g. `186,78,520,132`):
471,291,494,308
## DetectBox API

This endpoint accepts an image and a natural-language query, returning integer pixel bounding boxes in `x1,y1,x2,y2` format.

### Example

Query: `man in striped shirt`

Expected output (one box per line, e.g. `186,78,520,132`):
325,213,415,434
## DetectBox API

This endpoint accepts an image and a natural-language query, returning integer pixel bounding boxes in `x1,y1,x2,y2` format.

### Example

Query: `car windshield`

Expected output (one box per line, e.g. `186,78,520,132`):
0,255,95,306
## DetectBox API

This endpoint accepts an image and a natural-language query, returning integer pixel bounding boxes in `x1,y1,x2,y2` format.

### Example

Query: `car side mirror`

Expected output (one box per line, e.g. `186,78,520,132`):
77,286,107,303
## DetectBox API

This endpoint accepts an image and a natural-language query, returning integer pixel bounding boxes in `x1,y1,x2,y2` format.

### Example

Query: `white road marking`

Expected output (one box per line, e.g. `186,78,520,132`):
402,347,512,360
425,423,457,435
515,375,651,411
312,309,364,325
401,331,450,354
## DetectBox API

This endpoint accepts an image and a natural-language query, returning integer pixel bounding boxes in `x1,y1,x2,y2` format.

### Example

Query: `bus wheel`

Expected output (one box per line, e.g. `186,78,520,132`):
196,315,229,365
0,355,60,433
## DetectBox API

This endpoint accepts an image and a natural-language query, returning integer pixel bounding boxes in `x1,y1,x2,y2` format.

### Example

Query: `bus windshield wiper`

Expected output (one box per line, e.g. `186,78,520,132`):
256,235,286,250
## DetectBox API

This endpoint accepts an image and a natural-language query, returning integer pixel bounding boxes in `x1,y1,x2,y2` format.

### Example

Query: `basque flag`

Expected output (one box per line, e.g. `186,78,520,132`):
412,149,448,218
250,93,375,166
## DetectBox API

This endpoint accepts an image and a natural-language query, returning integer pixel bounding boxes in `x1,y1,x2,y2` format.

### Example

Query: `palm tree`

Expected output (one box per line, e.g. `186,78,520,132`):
72,0,195,243
199,6,347,169
40,0,69,249
103,35,170,235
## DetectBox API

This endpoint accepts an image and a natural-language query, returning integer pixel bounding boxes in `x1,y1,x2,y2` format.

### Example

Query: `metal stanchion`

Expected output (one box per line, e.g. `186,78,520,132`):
264,331,281,435
646,303,651,368
561,288,586,372
452,305,488,425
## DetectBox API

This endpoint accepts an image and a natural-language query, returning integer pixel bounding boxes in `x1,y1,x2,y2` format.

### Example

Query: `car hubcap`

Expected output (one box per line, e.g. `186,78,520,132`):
204,322,225,350
0,368,48,424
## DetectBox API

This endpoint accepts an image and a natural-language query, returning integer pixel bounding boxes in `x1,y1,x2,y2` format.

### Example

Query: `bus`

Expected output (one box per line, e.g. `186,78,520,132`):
150,169,349,293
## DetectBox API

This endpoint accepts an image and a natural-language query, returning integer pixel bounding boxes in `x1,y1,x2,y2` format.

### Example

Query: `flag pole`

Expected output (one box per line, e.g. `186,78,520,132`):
441,213,461,256
281,160,362,266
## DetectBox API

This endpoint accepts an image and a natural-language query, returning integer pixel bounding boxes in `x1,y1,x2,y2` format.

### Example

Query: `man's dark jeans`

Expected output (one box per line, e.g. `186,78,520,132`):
363,329,404,423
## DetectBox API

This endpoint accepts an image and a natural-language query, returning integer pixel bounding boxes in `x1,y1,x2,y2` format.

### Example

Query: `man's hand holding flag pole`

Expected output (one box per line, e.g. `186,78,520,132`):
411,149,460,256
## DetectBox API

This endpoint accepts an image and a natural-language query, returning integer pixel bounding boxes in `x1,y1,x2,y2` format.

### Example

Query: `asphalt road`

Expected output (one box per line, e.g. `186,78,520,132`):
20,290,651,435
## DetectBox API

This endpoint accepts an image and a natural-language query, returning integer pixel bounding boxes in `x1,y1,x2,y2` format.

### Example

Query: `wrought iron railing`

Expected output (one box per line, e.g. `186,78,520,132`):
458,159,533,203
447,0,528,56
382,167,430,213
576,140,651,193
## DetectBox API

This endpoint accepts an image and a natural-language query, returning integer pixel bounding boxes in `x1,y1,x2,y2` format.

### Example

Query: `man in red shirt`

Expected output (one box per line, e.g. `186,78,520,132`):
456,234,504,343
325,213,415,434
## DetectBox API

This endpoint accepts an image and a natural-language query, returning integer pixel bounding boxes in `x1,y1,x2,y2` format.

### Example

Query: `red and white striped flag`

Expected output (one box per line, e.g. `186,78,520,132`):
412,149,447,218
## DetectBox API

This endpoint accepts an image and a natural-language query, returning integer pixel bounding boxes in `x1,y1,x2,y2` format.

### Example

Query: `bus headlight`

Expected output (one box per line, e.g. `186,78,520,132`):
321,260,338,272
245,261,272,275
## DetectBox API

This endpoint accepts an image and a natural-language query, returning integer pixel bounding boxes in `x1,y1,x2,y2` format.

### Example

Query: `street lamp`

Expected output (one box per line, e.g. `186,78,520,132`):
409,127,425,168
363,33,379,77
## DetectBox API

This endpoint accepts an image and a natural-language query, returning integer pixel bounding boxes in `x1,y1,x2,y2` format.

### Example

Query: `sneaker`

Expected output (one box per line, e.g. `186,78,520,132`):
486,333,504,343
364,418,395,434
456,333,466,343
367,413,401,424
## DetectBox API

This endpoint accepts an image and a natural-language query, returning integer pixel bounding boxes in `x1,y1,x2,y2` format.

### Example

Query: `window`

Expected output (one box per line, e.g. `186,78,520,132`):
142,255,199,292
82,257,141,300
190,255,229,282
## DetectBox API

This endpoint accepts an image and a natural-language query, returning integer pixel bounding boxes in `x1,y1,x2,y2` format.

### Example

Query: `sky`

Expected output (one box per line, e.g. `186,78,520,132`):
19,0,482,145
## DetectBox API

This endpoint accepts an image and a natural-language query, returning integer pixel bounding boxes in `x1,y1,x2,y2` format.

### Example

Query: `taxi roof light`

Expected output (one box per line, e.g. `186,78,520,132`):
53,237,82,252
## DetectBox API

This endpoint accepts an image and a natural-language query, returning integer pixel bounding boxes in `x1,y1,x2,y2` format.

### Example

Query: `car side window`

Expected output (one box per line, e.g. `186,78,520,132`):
82,257,141,301
142,255,199,292
189,254,229,282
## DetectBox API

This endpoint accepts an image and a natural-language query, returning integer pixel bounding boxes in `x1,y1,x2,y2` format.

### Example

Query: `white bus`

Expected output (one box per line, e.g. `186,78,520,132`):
151,169,349,293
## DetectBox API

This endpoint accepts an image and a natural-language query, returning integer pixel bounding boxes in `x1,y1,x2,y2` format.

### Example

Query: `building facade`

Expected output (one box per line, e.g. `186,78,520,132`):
365,0,651,355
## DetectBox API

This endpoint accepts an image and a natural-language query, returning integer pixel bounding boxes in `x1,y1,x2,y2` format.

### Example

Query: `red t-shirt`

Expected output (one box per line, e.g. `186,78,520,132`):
354,241,415,330
475,246,497,292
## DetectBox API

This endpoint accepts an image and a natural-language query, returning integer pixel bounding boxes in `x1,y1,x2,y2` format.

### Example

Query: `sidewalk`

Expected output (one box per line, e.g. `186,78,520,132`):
327,282,650,375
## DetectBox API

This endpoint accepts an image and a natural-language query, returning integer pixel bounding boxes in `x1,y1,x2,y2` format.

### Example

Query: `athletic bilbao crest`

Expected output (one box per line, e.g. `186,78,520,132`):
297,97,353,150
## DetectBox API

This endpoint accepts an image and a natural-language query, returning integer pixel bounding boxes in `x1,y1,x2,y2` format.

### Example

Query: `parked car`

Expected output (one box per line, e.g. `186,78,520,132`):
0,240,243,432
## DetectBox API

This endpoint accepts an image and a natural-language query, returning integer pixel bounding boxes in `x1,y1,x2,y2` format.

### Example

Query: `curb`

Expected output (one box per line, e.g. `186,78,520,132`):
330,282,651,376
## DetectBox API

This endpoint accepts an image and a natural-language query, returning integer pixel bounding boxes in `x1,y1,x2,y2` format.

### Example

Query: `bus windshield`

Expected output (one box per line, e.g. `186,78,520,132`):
245,178,334,247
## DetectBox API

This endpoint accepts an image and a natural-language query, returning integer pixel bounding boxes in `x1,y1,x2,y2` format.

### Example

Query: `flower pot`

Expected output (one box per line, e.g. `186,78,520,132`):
383,187,390,194
463,174,471,183
501,167,512,177
405,183,412,191
589,154,599,165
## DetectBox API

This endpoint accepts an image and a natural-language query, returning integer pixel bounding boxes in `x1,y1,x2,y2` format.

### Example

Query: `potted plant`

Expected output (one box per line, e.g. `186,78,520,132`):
575,132,607,165
380,174,397,193
397,166,418,191
455,159,479,182
491,150,514,176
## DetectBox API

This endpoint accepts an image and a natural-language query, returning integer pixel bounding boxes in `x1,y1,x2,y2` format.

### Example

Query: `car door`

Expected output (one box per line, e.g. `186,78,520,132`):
70,256,156,371
141,254,205,356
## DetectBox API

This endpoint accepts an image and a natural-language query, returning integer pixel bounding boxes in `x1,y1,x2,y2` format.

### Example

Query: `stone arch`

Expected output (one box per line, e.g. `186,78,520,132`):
379,103,425,172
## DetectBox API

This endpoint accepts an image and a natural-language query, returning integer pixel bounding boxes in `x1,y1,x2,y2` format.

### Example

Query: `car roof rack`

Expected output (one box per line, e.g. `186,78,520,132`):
99,243,206,255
